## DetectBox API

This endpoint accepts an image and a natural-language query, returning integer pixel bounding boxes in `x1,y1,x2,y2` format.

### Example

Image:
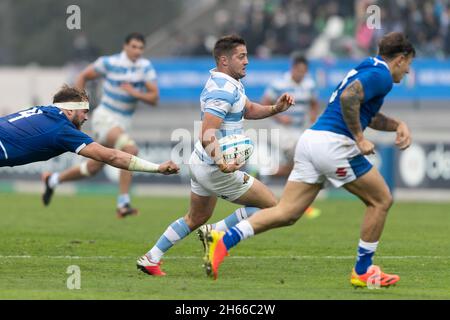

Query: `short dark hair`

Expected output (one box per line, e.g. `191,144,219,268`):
213,35,246,63
53,85,89,103
125,32,145,45
378,32,416,60
291,52,308,66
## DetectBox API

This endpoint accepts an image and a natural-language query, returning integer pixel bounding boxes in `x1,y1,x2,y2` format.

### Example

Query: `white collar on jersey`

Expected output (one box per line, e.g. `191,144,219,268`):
209,68,243,89
120,51,139,66
373,56,390,71
54,102,90,110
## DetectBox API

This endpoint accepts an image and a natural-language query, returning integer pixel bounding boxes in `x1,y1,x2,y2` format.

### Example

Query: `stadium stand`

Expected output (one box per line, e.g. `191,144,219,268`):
152,0,450,59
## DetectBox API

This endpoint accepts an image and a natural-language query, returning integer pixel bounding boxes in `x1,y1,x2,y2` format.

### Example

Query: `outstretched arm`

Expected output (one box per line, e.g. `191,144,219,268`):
244,93,295,120
78,142,179,174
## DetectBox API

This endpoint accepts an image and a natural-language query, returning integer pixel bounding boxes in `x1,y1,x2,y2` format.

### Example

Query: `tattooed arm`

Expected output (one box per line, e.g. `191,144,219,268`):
369,113,412,150
369,113,400,131
340,80,364,140
340,80,375,155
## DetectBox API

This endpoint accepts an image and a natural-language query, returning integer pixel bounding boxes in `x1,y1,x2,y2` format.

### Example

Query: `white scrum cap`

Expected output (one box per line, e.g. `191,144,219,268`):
54,101,90,110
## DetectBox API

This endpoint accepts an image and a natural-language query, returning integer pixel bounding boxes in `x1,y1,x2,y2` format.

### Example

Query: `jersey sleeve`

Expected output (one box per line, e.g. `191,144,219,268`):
357,70,393,102
144,61,157,83
55,124,94,154
93,56,107,76
203,89,236,119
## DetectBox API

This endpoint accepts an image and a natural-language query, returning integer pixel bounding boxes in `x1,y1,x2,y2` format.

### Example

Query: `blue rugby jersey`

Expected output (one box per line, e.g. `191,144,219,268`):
0,106,93,167
311,56,393,139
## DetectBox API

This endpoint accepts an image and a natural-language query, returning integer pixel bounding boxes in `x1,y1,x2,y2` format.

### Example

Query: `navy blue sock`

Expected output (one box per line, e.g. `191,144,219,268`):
355,246,375,275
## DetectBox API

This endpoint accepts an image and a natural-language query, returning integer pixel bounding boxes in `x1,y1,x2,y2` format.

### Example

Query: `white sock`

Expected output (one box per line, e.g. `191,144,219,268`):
235,220,255,240
117,194,130,208
48,173,60,189
147,247,164,263
214,221,228,231
359,239,379,252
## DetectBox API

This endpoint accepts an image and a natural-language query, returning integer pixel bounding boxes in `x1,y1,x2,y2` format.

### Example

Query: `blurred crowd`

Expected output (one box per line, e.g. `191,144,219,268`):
174,0,450,59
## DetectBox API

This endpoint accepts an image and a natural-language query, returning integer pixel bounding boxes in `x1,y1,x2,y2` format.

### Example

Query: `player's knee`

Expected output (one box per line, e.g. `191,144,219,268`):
281,214,300,227
267,197,278,208
260,193,278,208
122,144,138,156
283,216,298,226
89,163,103,175
277,204,301,226
372,192,393,212
381,193,394,211
184,213,210,230
80,161,102,177
114,134,136,153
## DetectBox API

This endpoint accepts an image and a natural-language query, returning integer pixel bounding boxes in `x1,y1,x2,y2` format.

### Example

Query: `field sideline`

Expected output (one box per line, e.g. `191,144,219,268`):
0,194,449,300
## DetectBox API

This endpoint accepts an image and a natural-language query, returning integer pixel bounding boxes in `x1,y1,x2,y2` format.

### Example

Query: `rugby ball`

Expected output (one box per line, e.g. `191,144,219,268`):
218,134,254,164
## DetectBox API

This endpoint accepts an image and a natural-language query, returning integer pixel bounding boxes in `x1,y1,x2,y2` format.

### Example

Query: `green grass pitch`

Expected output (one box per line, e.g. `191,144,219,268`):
0,193,449,300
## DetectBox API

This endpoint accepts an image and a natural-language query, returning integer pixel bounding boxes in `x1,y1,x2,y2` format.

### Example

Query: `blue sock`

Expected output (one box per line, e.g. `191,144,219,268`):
221,220,255,250
222,227,243,250
355,240,378,275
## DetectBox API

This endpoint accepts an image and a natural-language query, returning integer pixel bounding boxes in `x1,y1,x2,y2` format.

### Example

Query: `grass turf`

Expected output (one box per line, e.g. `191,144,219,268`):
0,193,449,300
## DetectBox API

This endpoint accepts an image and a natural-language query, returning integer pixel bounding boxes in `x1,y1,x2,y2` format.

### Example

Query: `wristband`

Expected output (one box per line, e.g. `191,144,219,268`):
271,104,278,114
128,155,159,173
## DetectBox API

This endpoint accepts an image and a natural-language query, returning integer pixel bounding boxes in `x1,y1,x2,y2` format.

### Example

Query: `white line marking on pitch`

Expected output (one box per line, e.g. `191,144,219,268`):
0,255,449,260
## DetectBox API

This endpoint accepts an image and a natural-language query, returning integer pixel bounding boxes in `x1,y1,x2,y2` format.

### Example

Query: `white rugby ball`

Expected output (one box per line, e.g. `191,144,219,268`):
219,134,254,164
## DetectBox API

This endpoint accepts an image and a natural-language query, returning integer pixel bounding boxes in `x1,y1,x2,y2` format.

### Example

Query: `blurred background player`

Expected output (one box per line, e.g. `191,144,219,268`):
0,85,178,177
41,32,160,218
136,35,295,276
259,53,321,218
204,32,415,288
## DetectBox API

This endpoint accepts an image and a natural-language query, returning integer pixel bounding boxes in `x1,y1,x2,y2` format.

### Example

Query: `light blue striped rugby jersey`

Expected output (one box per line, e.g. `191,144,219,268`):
263,72,318,129
194,69,248,163
93,51,157,116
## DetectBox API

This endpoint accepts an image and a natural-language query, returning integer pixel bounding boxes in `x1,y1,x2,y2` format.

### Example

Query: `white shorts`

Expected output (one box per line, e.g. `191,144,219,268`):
91,104,133,144
288,129,373,188
189,150,255,201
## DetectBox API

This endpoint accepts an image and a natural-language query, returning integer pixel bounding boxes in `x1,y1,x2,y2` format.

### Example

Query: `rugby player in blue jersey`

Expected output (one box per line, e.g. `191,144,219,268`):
42,33,159,218
204,32,415,287
0,85,178,180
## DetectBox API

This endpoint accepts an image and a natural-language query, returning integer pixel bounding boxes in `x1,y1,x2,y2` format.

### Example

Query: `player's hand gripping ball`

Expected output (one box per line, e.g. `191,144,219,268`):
218,134,254,165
